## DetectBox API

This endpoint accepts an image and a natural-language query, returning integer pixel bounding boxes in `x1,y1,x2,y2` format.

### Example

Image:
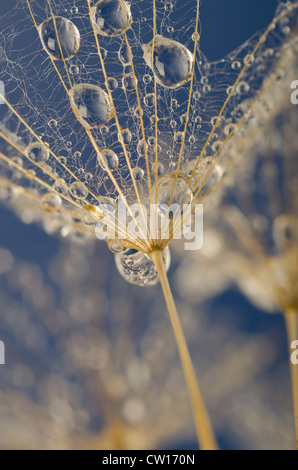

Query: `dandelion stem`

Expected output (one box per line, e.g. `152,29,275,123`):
151,250,218,451
284,309,298,450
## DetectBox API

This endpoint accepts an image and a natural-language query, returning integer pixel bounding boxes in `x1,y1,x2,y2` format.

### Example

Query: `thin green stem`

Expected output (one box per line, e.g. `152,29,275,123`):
151,250,218,451
284,309,298,450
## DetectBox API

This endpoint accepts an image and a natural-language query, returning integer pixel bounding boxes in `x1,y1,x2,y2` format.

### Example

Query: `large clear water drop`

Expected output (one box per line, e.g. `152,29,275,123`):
115,247,171,287
70,84,114,129
39,16,80,61
92,0,132,37
143,35,194,88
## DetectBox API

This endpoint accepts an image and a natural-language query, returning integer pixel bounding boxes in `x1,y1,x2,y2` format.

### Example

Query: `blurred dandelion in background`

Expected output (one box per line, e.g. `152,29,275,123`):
0,0,297,449
180,98,298,446
0,243,295,450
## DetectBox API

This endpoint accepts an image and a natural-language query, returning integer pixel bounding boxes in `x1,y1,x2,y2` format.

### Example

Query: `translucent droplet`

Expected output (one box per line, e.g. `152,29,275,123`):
118,128,132,145
70,181,88,200
53,178,68,195
70,6,79,15
106,77,118,91
81,204,101,226
115,247,171,287
174,131,184,143
69,64,80,75
137,139,147,156
26,142,49,163
212,141,222,153
164,2,173,11
152,162,164,176
231,61,241,70
92,0,132,37
122,72,137,91
148,136,156,146
97,196,116,215
143,35,194,89
144,93,156,107
48,119,58,128
132,167,144,181
180,113,188,124
143,74,152,84
98,148,119,171
155,175,192,219
244,54,254,65
236,81,250,95
41,193,62,212
118,40,131,65
39,16,80,61
193,91,201,100
107,238,128,254
70,84,114,129
224,123,235,136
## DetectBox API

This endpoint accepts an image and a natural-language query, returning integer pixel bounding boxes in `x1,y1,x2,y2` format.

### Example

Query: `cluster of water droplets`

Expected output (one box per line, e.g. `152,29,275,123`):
0,0,297,286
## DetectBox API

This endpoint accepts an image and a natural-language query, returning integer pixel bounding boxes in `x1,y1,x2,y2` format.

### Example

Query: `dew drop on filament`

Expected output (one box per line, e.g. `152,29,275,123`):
39,16,80,61
91,0,132,37
70,84,114,129
115,247,171,287
143,35,194,89
98,148,119,171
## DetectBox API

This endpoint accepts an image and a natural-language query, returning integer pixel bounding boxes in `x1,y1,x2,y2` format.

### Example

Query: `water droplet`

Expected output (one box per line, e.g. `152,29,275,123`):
107,238,128,254
118,40,131,65
39,16,80,61
48,119,58,128
236,81,250,95
53,178,68,195
224,123,235,136
70,84,114,128
144,93,156,107
92,0,132,37
106,77,118,91
137,139,147,156
152,162,164,176
122,72,137,91
81,204,101,225
118,128,132,145
244,54,254,65
155,175,192,219
115,247,171,287
132,167,144,181
98,148,119,171
174,131,184,143
70,181,88,199
26,142,49,163
212,141,222,153
148,136,156,146
69,64,80,75
164,2,173,11
231,60,241,70
41,193,62,212
192,31,200,41
143,74,152,84
70,6,79,15
143,35,194,88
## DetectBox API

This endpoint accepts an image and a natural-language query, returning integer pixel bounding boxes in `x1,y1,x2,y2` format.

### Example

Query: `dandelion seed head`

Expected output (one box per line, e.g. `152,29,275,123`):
0,0,297,285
